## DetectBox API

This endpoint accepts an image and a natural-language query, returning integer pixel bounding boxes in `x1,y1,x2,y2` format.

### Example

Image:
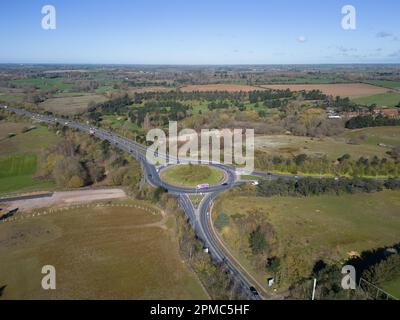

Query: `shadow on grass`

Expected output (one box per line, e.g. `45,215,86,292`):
346,242,400,281
0,285,6,297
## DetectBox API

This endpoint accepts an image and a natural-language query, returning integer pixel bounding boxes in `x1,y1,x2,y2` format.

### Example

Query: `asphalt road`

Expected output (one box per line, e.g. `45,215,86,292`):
0,192,53,203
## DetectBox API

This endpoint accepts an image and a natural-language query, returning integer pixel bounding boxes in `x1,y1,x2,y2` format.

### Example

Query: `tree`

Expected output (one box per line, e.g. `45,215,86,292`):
249,226,267,255
67,175,85,188
53,157,87,187
266,257,281,274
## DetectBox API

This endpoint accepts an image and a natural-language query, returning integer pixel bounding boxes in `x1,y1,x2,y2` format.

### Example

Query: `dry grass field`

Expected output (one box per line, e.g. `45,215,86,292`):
39,94,107,115
0,200,208,299
254,130,395,161
214,190,400,290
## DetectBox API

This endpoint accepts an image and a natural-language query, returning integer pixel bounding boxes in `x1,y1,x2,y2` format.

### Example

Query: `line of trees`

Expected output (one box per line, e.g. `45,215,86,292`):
346,114,400,129
133,90,248,103
256,177,399,198
256,153,400,177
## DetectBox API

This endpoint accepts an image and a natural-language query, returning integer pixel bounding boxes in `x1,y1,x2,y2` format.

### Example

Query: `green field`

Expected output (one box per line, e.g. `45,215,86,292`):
0,87,25,104
0,122,60,195
0,154,55,194
100,115,139,131
160,164,225,187
0,154,37,178
214,190,400,290
0,123,59,157
364,80,400,90
11,78,75,91
352,92,400,107
382,276,400,299
0,200,208,299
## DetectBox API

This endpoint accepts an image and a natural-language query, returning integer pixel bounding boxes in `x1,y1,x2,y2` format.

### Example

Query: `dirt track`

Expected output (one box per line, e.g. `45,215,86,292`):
3,188,127,212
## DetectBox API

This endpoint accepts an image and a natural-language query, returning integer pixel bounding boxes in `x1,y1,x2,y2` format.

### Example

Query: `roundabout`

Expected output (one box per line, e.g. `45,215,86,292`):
159,164,226,188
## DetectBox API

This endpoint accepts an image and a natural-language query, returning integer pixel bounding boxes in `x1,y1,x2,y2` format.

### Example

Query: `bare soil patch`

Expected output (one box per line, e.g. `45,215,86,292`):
3,188,127,212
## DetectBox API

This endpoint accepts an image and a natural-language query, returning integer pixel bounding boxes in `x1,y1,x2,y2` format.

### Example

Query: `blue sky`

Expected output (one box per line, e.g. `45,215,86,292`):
0,0,399,64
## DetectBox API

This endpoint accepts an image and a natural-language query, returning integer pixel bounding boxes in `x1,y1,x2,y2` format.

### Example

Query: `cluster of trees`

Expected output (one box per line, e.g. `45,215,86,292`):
249,226,268,255
88,94,131,121
346,114,400,129
325,96,357,112
361,253,400,298
175,205,248,299
256,176,398,198
256,152,400,177
133,90,248,104
128,100,190,127
301,89,327,100
283,108,345,137
36,130,142,191
207,101,230,110
248,89,294,103
289,262,368,300
289,246,400,300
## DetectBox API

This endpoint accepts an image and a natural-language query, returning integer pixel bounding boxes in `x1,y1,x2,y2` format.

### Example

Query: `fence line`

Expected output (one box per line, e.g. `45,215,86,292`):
359,278,398,300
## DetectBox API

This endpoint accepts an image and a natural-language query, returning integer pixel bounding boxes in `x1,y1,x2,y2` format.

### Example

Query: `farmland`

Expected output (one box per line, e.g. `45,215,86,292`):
0,200,208,299
180,83,391,99
259,83,389,98
39,94,107,115
363,80,400,90
213,190,400,290
0,121,60,195
11,78,75,91
352,92,400,107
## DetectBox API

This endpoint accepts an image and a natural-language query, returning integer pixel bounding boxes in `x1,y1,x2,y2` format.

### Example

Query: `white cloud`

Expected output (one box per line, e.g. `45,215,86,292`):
297,36,307,43
376,31,399,41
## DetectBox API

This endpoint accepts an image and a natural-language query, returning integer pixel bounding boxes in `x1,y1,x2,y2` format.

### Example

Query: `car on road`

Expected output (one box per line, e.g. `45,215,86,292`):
222,182,228,186
249,286,260,297
196,183,210,190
